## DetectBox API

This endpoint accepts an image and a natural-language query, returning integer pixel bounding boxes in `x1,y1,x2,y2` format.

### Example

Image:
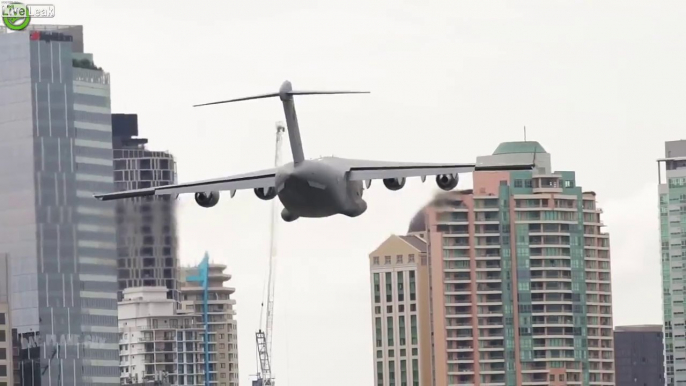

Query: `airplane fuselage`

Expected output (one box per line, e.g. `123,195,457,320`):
274,158,367,222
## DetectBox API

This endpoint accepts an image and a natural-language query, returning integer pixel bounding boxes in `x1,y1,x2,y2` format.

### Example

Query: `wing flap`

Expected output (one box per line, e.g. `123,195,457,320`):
349,166,474,181
344,158,535,181
94,168,276,201
344,158,476,181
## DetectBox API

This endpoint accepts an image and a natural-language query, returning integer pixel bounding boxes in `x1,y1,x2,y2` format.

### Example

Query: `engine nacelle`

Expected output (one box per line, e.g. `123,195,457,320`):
195,191,220,208
436,174,458,191
254,187,277,200
383,177,406,191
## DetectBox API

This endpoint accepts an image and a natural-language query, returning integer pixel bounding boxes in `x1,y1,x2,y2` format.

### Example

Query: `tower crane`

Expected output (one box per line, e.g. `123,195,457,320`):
253,122,285,386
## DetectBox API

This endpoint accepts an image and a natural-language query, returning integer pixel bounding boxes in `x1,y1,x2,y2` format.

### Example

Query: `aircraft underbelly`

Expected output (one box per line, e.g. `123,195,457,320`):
278,176,340,217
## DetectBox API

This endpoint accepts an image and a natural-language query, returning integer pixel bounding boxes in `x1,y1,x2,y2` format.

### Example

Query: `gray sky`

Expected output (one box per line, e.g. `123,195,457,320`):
46,1,686,385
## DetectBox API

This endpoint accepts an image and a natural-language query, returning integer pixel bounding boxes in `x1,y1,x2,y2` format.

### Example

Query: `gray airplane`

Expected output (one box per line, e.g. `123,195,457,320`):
95,80,534,222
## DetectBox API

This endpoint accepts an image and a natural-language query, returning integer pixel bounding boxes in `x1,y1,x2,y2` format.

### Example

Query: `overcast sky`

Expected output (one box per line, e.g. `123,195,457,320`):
43,1,686,385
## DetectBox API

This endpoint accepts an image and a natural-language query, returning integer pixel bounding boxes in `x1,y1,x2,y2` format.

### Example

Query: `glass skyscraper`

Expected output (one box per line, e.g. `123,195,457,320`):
658,139,686,386
0,26,119,385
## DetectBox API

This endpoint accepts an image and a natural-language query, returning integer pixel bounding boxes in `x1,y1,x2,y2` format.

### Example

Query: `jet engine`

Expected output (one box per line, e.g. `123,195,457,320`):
436,174,458,191
195,191,220,208
254,187,277,200
383,177,406,191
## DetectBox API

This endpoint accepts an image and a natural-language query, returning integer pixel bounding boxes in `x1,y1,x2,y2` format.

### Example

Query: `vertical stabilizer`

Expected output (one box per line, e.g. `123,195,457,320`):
278,81,305,163
193,80,369,165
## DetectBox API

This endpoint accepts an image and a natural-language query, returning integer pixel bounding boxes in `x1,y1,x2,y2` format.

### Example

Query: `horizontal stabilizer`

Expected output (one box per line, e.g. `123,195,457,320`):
193,80,369,108
193,93,280,107
287,90,369,96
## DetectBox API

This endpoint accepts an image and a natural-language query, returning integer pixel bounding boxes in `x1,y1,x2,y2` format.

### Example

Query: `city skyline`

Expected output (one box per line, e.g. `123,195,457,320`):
1,1,684,385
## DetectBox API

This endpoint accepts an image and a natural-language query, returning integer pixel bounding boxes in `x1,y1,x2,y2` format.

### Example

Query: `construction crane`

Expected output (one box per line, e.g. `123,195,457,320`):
253,122,285,386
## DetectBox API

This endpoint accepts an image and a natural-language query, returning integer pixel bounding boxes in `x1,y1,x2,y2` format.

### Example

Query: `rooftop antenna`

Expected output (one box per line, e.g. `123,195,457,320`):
524,126,527,142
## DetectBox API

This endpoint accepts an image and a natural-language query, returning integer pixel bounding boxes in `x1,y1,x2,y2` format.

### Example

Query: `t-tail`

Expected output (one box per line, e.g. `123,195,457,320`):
194,80,369,164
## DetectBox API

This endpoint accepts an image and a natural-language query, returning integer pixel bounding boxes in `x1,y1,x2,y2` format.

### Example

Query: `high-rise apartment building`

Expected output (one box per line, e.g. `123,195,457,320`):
368,234,432,386
0,26,120,384
657,139,686,386
118,287,205,385
613,325,664,386
369,141,615,386
111,114,178,301
178,261,240,386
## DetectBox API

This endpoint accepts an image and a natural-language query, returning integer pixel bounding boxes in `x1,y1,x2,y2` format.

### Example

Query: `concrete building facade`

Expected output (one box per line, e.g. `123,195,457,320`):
369,233,433,386
657,139,686,386
179,262,239,386
0,26,119,385
118,287,204,385
613,325,664,386
111,114,178,301
369,142,615,386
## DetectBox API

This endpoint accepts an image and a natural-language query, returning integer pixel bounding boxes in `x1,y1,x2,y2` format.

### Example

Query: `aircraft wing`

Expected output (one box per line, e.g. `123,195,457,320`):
344,158,535,181
93,168,277,201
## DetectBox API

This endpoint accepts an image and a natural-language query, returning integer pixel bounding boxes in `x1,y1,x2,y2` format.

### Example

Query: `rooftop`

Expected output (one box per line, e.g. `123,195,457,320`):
399,235,427,253
492,141,547,155
614,325,663,333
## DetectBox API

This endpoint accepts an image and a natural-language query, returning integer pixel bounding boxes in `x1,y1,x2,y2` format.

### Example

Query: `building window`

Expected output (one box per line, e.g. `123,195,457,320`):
408,254,415,263
376,361,384,386
387,317,394,346
375,318,382,347
385,256,391,264
0,331,5,342
0,313,5,325
0,349,5,360
397,272,404,302
373,256,379,265
374,274,381,304
514,179,523,188
0,365,6,377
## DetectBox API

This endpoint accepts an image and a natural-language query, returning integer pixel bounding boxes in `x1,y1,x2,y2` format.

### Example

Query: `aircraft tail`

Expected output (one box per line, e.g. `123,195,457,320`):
192,90,369,107
194,80,369,164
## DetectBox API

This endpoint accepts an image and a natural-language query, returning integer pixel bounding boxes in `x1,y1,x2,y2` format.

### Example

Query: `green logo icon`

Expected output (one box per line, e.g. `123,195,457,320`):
2,3,31,31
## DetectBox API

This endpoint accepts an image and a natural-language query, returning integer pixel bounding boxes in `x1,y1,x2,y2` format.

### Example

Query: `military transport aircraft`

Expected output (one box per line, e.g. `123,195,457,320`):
95,81,534,222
